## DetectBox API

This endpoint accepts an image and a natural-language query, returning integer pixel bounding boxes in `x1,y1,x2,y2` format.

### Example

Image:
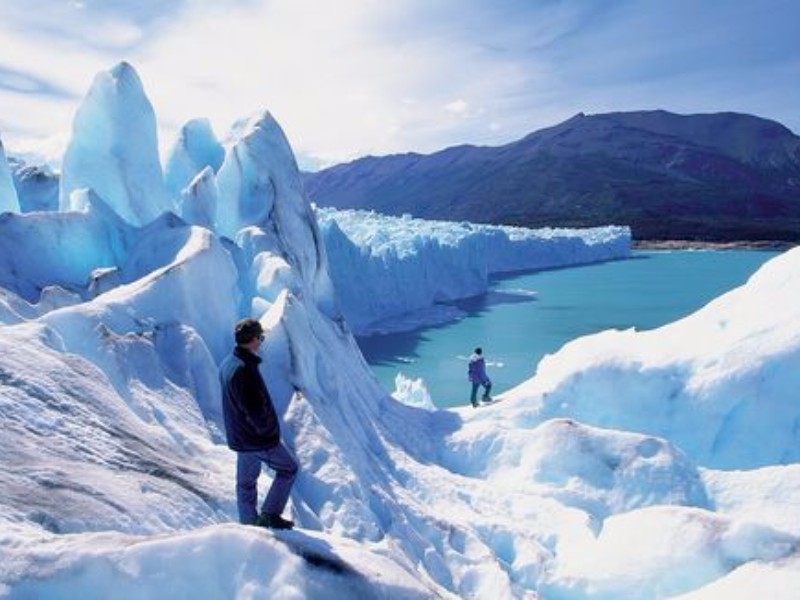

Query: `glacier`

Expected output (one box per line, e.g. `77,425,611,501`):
1,62,799,599
0,138,19,214
315,207,630,334
163,117,225,199
58,62,172,226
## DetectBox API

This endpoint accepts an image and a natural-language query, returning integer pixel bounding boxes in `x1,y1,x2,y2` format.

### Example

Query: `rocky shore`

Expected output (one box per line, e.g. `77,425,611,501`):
633,239,795,250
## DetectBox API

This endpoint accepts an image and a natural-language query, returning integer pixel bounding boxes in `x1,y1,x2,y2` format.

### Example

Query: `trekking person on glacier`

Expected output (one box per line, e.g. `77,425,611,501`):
468,347,493,407
219,318,298,530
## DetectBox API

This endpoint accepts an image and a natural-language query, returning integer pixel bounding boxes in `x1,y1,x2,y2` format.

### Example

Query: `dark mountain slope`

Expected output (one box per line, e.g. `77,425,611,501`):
303,111,800,242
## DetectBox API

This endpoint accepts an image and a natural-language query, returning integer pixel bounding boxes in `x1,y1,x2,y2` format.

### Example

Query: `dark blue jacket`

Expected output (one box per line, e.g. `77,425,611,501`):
219,346,280,451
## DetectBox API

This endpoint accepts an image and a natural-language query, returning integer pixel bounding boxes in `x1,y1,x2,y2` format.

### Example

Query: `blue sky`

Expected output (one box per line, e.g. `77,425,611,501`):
1,0,798,170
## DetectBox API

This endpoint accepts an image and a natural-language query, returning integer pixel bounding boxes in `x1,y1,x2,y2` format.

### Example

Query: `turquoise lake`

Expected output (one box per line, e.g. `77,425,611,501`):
357,249,782,408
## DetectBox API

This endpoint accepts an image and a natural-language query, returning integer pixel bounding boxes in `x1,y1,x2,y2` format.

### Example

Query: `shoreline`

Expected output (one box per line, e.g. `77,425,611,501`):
633,239,796,251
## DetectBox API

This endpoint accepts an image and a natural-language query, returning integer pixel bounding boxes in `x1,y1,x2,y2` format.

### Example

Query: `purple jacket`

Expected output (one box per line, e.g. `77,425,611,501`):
468,353,490,384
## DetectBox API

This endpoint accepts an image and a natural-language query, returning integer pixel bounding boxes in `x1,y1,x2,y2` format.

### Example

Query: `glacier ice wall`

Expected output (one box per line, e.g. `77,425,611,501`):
316,207,631,334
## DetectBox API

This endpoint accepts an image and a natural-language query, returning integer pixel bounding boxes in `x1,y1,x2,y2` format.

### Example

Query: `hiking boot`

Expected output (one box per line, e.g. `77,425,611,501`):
256,512,294,530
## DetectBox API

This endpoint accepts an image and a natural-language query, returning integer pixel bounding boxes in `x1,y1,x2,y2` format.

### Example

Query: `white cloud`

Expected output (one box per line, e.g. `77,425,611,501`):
445,99,469,114
1,1,573,168
0,0,798,169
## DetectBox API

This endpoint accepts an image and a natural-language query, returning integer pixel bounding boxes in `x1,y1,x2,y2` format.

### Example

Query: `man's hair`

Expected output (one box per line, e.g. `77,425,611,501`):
235,318,263,345
474,347,482,355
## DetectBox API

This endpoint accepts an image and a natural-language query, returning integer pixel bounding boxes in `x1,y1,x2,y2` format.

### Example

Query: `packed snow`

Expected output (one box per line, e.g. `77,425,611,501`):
1,62,799,599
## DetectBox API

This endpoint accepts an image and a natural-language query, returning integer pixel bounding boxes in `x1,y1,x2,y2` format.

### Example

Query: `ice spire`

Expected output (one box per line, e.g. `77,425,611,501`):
59,61,171,226
164,118,224,198
179,166,218,229
215,110,336,317
0,136,21,214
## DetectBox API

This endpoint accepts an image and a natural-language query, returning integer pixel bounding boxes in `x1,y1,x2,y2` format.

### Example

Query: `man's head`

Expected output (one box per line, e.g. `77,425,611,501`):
235,318,264,347
474,347,482,355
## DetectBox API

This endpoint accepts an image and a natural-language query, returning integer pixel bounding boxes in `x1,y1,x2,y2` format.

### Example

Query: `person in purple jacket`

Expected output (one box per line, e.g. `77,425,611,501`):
467,347,492,407
219,318,298,530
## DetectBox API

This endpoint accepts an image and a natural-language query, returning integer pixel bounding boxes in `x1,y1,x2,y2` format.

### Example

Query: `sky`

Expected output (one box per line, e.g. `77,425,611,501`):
1,0,799,170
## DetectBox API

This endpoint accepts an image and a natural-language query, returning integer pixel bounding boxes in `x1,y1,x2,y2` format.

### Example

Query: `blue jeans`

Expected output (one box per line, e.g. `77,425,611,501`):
470,380,492,405
236,442,298,525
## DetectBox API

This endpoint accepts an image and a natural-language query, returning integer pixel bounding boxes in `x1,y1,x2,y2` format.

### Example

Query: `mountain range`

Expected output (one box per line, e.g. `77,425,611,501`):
303,110,800,242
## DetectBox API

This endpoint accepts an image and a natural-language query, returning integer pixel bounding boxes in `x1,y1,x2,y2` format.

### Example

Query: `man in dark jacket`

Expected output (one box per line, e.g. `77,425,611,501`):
219,318,298,529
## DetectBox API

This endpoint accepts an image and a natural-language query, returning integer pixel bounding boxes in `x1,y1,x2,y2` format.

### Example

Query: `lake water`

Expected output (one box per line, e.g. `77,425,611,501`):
357,249,782,408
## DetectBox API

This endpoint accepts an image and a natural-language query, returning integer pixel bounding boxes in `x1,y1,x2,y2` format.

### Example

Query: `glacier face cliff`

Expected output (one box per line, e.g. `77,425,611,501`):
316,207,630,334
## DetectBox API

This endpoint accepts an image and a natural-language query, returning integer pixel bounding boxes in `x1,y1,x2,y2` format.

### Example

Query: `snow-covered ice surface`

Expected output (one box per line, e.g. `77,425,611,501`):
1,63,799,599
316,207,630,334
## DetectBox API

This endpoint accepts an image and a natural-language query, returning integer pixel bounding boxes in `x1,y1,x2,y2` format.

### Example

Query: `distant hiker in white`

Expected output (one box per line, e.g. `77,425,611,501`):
467,347,492,407
219,318,298,530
